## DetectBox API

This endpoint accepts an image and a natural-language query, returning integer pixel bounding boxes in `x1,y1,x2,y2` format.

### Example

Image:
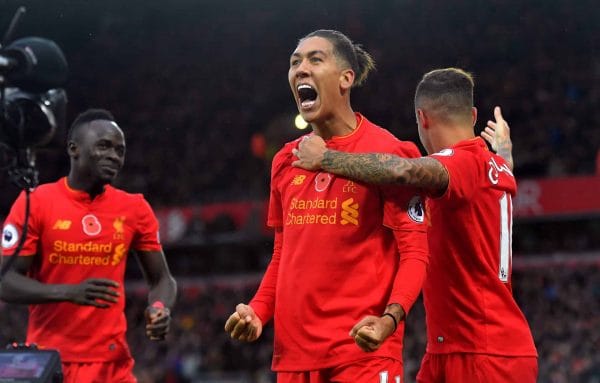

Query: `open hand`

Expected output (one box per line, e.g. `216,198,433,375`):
481,106,514,170
68,278,120,308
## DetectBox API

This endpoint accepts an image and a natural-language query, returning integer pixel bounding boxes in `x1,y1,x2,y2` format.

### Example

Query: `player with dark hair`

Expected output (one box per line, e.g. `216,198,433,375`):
225,30,429,382
0,108,177,383
293,68,538,382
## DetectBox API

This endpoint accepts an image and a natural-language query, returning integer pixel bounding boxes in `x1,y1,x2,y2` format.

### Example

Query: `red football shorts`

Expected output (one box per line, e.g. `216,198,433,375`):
277,357,403,383
416,352,538,383
62,358,136,383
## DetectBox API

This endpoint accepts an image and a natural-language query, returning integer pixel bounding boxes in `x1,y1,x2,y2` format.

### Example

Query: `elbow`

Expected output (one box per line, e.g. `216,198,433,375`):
167,275,177,292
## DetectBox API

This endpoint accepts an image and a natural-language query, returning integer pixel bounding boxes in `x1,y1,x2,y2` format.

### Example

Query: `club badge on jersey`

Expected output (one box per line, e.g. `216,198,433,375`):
407,196,425,223
2,224,19,248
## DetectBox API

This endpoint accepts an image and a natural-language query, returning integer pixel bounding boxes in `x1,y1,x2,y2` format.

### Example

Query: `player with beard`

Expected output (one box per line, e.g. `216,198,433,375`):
0,109,177,383
225,30,429,382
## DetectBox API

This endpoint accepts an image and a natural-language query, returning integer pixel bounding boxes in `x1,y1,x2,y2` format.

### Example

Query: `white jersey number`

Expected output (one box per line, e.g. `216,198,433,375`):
498,192,513,283
379,371,401,383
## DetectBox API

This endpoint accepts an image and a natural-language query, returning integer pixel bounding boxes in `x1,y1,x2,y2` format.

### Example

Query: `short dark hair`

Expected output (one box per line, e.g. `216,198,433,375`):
414,68,474,120
301,29,376,87
67,108,115,142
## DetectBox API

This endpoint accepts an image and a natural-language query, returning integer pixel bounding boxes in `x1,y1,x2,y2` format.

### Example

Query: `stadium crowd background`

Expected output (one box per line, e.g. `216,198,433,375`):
0,0,598,382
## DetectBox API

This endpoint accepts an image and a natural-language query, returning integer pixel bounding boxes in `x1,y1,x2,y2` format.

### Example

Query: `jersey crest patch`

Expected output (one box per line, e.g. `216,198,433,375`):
82,214,102,236
407,196,425,223
2,224,19,248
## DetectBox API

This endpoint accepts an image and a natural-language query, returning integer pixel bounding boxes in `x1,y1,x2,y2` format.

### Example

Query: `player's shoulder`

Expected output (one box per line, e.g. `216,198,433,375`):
106,185,148,205
272,135,305,169
26,179,64,200
366,123,421,157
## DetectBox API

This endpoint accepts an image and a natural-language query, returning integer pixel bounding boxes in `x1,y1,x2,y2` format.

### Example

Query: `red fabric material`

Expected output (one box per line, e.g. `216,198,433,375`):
423,138,537,356
277,357,403,383
417,352,538,383
253,114,428,371
2,177,162,362
62,358,137,383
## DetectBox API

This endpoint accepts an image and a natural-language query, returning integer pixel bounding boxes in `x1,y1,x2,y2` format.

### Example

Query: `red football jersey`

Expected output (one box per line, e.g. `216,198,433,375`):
251,114,428,371
424,138,537,356
1,177,162,362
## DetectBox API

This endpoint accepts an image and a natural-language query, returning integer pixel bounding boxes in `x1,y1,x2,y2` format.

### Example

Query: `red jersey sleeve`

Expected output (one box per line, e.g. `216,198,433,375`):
267,147,291,228
2,191,41,256
381,141,427,233
249,228,282,324
132,196,162,252
429,147,480,204
381,141,429,313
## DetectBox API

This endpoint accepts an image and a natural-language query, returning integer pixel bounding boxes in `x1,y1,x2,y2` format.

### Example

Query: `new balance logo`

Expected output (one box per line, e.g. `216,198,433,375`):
341,198,359,226
291,175,306,186
53,220,72,230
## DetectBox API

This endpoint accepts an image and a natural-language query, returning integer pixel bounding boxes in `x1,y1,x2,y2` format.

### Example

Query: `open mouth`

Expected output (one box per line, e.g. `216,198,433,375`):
297,84,318,109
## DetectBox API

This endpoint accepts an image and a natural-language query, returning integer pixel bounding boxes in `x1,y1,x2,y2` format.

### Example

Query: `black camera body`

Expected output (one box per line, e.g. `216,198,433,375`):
0,345,62,383
0,7,69,190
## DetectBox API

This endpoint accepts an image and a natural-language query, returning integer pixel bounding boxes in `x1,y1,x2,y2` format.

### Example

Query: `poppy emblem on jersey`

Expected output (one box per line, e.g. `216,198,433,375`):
432,148,454,156
314,172,332,192
2,224,19,248
82,214,102,236
407,196,424,223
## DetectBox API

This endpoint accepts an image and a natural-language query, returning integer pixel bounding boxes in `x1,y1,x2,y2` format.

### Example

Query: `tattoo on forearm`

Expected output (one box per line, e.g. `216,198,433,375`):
322,150,449,193
495,138,514,170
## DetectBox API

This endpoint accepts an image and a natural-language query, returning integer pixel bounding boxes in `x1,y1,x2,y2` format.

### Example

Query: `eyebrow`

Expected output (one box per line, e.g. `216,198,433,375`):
291,49,327,58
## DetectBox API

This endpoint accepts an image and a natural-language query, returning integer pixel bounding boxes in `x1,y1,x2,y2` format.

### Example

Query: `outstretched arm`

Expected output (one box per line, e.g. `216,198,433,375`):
292,138,448,195
481,106,513,170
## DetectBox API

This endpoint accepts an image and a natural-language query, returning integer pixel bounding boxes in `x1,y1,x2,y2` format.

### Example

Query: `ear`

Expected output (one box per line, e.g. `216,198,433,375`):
67,141,78,158
416,108,429,129
339,68,355,91
471,106,477,126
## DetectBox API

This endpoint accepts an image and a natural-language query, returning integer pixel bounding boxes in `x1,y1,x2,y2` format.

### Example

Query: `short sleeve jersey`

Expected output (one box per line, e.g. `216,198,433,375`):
424,138,537,356
1,177,162,362
263,113,427,371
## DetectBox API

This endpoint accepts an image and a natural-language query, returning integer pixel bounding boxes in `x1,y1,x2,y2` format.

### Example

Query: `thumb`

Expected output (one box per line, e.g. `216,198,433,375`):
350,317,372,337
236,304,254,322
494,106,504,123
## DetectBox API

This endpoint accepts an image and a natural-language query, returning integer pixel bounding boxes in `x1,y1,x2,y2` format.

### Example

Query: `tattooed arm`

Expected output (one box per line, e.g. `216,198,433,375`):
292,136,449,196
481,106,514,171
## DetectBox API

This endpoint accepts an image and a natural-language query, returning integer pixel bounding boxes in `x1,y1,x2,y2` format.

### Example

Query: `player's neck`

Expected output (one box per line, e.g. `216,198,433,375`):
311,106,356,140
430,124,475,152
67,173,106,199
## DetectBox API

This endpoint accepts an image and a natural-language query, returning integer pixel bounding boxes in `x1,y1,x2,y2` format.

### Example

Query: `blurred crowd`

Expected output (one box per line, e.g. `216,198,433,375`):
0,0,598,212
0,1,598,382
1,265,598,382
